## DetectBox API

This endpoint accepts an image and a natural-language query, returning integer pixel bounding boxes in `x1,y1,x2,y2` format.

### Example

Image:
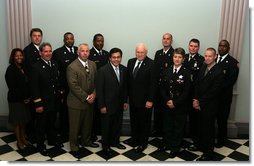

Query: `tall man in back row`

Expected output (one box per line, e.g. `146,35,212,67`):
88,33,109,142
153,33,174,137
215,40,239,148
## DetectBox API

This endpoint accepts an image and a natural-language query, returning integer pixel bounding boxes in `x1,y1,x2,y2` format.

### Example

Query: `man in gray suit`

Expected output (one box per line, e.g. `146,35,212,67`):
66,43,99,158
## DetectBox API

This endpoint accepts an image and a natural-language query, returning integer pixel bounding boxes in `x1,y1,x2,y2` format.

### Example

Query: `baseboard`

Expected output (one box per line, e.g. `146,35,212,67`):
0,116,249,138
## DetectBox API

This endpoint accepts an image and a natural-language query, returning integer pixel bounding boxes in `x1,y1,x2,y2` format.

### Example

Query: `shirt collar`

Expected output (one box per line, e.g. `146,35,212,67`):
78,57,88,67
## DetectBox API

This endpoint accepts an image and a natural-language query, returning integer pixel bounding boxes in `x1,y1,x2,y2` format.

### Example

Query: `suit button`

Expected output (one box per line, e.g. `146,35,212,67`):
52,85,55,87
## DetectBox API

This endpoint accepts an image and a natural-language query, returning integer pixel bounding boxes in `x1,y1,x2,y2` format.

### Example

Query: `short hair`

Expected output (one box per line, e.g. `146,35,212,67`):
136,43,148,52
189,38,200,46
9,48,24,64
64,32,73,38
78,43,89,50
30,28,43,37
219,39,230,47
206,47,216,54
173,47,185,57
93,33,103,42
39,42,52,51
109,48,122,58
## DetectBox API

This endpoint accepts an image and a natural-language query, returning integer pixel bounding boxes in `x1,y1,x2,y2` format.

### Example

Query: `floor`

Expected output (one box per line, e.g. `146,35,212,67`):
0,132,249,162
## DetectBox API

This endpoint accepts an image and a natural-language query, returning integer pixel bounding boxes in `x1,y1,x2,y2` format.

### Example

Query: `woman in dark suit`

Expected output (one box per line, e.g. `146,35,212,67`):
159,48,191,158
5,48,31,150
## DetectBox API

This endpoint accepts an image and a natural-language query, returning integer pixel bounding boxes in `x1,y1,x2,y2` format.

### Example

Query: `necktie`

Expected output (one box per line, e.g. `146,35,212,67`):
174,68,177,73
217,56,222,63
133,61,141,78
189,55,193,61
85,64,89,73
70,48,73,54
98,51,102,56
47,60,51,67
115,66,120,82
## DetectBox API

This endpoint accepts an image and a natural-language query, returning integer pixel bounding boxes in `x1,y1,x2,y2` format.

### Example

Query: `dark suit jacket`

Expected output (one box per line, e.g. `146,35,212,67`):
52,45,78,92
194,63,224,111
127,57,156,107
216,54,239,103
154,46,174,86
96,63,127,114
160,65,191,111
5,64,30,102
30,59,60,110
66,59,97,110
183,53,204,82
88,47,109,69
23,43,41,72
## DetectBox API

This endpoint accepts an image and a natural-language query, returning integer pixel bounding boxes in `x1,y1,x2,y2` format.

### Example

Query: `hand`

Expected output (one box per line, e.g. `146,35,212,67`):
35,106,44,113
193,99,200,110
100,107,107,114
145,101,153,109
123,103,128,110
167,100,175,109
87,93,95,104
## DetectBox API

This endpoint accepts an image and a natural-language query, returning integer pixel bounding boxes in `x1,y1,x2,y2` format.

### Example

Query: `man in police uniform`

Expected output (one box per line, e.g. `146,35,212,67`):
88,33,109,141
30,42,63,156
152,33,174,137
52,32,78,140
215,40,239,148
183,39,204,151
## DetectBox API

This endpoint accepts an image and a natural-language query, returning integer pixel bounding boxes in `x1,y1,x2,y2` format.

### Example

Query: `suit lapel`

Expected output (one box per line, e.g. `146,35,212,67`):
109,64,120,84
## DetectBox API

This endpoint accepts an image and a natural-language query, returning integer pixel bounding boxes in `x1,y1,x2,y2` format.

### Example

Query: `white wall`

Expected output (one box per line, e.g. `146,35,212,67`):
31,0,221,65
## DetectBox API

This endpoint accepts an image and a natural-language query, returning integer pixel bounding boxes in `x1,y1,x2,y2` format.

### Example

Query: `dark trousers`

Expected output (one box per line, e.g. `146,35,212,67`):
57,95,69,138
197,106,216,157
91,99,101,137
188,101,201,145
130,105,152,147
163,108,187,152
36,110,57,149
26,102,36,142
153,96,164,136
100,109,123,149
217,102,231,144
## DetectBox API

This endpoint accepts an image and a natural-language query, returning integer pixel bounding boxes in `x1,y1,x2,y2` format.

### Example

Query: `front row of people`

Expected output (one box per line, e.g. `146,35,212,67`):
5,41,235,161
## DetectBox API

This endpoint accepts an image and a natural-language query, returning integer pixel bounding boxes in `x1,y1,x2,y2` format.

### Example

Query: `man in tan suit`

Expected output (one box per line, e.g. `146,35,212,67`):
67,43,99,158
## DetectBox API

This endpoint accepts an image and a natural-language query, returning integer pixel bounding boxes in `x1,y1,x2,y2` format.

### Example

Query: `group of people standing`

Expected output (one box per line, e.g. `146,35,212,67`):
5,29,239,161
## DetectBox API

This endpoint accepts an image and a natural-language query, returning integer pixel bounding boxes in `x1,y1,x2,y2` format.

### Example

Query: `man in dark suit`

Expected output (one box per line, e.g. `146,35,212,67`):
88,33,109,142
193,48,224,161
215,40,239,148
30,42,63,156
66,43,99,159
153,33,174,137
159,48,191,158
52,32,78,140
96,48,128,156
23,28,43,143
183,39,204,151
126,43,156,153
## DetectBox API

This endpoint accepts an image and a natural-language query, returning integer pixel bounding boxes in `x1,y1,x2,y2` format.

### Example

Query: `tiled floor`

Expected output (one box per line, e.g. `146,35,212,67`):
0,132,249,161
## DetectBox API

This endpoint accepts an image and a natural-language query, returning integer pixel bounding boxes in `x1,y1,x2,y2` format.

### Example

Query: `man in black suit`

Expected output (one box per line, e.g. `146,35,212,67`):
183,39,204,151
159,48,191,158
88,33,109,142
153,33,174,137
23,28,43,143
193,48,224,161
96,48,128,156
52,32,78,140
30,43,63,156
127,43,156,153
215,40,239,148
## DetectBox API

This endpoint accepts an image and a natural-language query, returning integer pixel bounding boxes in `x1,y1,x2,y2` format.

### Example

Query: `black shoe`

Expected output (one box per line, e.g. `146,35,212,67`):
112,143,126,149
188,144,198,151
91,135,98,142
123,138,138,147
151,131,161,137
70,150,81,158
87,142,99,148
103,148,113,156
168,151,178,158
48,142,64,148
158,146,169,151
196,155,212,161
39,148,49,156
215,142,224,148
135,145,147,153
